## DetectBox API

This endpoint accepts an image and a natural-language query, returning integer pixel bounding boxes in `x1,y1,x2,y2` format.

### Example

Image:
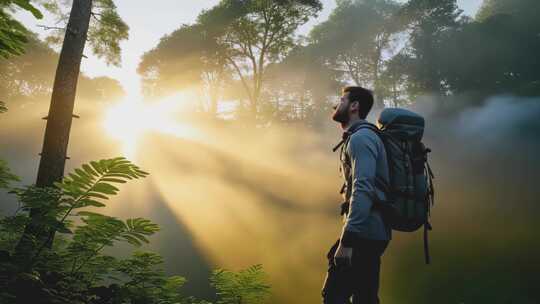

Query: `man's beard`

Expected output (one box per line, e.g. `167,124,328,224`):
332,107,350,125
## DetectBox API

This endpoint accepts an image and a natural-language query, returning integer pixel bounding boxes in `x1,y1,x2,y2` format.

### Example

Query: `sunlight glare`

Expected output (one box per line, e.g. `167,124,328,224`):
104,91,201,160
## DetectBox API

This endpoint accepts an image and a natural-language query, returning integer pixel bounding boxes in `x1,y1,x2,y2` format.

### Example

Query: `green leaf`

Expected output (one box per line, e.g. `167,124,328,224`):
82,164,99,177
104,173,133,179
122,234,142,246
92,183,119,195
86,192,109,200
127,232,149,244
13,0,44,19
90,161,104,174
100,178,126,184
79,199,106,208
75,168,93,181
77,211,105,217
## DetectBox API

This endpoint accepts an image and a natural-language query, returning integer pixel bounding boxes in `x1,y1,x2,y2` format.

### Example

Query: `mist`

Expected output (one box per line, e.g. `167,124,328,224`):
2,0,540,303
1,92,538,303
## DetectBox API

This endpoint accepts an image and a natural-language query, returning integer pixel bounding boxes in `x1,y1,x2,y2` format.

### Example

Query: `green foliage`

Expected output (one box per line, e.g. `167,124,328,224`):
201,0,322,93
87,0,129,66
474,0,538,22
0,33,125,104
309,0,401,106
438,0,540,97
54,157,148,210
0,215,27,252
210,264,270,304
0,158,19,189
143,0,322,119
139,23,230,107
0,0,42,58
0,158,271,303
0,33,57,100
398,0,463,96
112,251,188,304
42,0,129,66
5,0,43,18
0,158,159,302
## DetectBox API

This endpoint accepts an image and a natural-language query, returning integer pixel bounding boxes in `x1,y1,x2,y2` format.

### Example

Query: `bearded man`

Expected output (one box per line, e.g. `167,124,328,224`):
322,86,391,304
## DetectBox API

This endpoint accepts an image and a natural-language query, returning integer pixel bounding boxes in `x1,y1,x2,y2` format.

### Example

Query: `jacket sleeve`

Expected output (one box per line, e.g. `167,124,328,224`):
340,130,379,247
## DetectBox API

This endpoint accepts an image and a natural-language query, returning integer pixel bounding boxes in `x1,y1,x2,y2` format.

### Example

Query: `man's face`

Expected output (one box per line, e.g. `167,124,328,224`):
332,92,352,125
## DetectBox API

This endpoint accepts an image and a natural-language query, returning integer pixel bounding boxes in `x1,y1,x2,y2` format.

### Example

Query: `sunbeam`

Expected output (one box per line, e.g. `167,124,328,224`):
103,91,202,160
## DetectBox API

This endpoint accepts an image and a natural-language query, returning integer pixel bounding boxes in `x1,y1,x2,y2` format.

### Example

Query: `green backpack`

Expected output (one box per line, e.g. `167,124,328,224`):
334,108,435,264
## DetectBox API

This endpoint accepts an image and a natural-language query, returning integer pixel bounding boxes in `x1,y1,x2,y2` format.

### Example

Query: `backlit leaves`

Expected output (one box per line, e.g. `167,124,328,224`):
0,158,19,189
211,264,270,304
0,0,42,58
54,157,148,211
42,0,129,66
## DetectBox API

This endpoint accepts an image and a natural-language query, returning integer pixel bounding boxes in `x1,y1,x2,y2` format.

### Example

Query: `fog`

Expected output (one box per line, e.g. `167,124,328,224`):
1,93,539,303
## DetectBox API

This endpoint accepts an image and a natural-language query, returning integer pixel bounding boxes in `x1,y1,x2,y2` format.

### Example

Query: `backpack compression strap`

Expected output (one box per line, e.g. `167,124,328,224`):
424,154,435,265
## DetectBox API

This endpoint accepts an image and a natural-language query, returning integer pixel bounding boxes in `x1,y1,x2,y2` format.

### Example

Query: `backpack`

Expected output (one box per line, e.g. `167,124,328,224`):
333,108,435,264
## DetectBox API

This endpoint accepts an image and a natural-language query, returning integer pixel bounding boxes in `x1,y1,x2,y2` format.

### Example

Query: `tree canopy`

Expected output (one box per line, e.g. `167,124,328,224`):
140,0,322,120
42,0,129,66
0,34,124,104
310,0,402,107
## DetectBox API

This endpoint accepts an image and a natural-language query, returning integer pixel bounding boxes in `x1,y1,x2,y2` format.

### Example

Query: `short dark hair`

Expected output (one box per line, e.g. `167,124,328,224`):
343,86,374,119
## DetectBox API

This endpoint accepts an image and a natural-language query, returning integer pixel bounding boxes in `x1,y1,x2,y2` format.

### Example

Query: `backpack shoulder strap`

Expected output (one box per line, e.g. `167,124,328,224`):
332,122,380,152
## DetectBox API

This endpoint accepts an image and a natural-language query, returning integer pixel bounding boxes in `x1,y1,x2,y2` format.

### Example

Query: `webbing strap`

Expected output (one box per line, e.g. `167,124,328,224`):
332,122,380,152
424,222,432,265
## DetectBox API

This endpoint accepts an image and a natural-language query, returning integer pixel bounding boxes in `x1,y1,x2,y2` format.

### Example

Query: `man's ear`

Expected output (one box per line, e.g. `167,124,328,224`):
349,100,359,113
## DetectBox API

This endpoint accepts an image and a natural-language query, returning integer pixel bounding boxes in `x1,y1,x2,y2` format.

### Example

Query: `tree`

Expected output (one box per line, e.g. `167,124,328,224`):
0,34,123,105
138,23,230,117
262,44,342,125
379,53,411,106
15,0,129,264
0,0,44,112
0,157,269,303
434,0,540,98
0,34,57,100
0,158,207,304
476,0,540,26
397,0,462,96
197,0,322,120
309,0,401,107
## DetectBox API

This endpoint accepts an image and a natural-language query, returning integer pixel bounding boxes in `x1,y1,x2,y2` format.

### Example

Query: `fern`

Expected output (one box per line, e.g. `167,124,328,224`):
50,158,157,272
210,264,270,304
50,157,148,231
64,213,160,273
21,158,151,268
1,157,272,303
55,157,148,212
0,159,19,189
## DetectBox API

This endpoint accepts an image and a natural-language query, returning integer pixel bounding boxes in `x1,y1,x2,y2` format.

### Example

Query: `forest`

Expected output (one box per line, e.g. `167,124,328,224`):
0,0,539,303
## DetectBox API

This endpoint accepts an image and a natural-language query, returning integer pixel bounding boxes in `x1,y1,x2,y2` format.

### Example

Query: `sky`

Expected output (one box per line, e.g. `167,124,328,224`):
16,0,484,96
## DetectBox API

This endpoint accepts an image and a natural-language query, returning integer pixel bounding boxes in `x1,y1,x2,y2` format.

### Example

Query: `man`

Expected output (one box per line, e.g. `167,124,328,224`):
322,86,391,304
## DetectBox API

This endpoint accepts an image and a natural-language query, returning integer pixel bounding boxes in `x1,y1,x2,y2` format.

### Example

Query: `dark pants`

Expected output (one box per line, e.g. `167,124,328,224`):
322,238,389,304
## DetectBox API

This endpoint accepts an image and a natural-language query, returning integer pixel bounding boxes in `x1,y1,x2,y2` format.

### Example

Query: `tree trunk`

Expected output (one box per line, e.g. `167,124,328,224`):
14,0,93,264
373,47,383,109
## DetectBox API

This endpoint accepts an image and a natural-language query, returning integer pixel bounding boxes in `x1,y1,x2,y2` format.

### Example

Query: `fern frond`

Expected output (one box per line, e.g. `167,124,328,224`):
55,157,149,216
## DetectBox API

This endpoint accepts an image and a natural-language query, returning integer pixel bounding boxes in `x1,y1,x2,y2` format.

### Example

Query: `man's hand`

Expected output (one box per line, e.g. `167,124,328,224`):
333,244,353,267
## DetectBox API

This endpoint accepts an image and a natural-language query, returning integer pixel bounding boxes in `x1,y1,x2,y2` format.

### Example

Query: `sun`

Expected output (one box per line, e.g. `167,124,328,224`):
104,91,201,159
